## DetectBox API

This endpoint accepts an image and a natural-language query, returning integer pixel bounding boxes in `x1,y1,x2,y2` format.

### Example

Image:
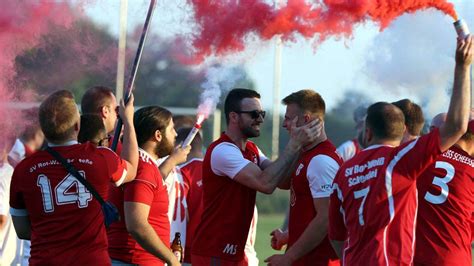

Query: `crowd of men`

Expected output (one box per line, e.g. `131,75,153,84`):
0,35,472,266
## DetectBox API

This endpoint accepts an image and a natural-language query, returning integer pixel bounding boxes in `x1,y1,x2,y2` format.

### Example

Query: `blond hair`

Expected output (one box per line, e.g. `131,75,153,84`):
39,90,79,142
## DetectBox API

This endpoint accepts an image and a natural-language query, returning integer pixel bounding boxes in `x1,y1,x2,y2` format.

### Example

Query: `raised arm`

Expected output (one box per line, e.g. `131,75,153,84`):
439,36,473,151
119,94,139,183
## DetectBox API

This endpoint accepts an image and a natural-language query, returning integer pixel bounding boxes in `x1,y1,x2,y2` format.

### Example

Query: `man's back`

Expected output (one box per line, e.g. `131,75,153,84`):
415,145,474,266
329,130,441,265
10,143,127,266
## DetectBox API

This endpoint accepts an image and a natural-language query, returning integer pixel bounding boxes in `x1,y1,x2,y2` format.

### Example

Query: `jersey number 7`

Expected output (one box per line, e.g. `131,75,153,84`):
354,186,370,226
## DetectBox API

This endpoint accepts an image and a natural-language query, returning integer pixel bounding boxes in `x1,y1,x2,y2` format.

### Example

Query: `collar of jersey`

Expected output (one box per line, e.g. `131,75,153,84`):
48,140,79,147
138,148,161,168
364,144,394,151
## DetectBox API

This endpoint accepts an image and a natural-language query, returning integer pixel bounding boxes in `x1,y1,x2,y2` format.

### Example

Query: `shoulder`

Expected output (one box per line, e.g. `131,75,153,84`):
212,142,241,156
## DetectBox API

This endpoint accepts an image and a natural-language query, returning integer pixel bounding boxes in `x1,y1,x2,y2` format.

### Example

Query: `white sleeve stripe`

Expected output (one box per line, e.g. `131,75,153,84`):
312,192,332,198
10,207,28,216
114,169,128,187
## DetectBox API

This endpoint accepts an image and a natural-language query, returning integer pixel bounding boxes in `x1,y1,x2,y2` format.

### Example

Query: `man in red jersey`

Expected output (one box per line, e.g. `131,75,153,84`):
8,107,44,168
414,113,474,266
9,90,138,266
337,105,367,162
266,90,342,266
329,36,473,266
191,88,322,266
392,99,425,143
108,106,183,266
81,86,123,153
175,127,204,265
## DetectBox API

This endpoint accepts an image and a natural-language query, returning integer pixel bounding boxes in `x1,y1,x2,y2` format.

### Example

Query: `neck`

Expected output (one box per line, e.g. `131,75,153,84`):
401,133,417,144
455,139,474,157
302,131,327,152
367,138,401,148
48,137,77,146
21,139,36,151
140,142,159,161
225,128,248,150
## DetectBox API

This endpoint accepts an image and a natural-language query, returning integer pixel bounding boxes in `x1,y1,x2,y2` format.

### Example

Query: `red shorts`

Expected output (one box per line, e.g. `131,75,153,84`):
191,254,248,266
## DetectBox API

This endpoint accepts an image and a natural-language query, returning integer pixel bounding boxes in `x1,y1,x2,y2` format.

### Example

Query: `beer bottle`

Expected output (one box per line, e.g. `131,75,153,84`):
171,232,183,263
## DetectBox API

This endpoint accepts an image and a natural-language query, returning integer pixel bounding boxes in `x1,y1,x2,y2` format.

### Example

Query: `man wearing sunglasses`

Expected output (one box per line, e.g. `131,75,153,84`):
266,90,342,266
192,88,323,266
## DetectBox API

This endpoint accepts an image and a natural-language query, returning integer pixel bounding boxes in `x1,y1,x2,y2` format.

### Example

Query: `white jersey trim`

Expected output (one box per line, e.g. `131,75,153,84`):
10,207,28,217
179,157,203,168
334,183,348,266
382,138,418,265
114,169,128,187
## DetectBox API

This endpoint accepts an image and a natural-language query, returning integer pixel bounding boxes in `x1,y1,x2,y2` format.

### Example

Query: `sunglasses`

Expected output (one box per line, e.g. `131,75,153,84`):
235,110,266,119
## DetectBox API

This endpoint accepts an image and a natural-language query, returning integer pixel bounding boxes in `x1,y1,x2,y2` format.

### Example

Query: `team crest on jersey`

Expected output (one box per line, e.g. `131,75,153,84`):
295,163,304,176
252,154,258,164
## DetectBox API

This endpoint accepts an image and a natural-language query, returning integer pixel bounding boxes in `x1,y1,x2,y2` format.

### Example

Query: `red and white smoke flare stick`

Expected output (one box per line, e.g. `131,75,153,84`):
181,114,205,148
454,18,470,39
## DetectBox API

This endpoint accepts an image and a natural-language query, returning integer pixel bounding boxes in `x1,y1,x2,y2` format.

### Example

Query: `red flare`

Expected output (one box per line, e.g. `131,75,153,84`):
187,0,457,63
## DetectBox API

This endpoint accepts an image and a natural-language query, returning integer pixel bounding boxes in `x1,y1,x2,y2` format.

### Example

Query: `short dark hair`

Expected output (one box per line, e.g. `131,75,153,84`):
78,114,106,144
392,99,424,136
39,90,79,142
224,88,261,124
20,107,42,141
282,89,325,119
134,106,172,147
81,86,114,114
366,102,405,141
176,127,203,152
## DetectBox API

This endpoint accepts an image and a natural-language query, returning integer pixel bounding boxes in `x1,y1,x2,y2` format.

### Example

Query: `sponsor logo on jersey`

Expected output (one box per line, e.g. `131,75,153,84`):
295,163,304,176
222,244,238,255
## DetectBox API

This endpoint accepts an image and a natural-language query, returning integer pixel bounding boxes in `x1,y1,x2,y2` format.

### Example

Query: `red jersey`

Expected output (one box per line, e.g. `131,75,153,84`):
329,130,441,266
288,140,342,265
192,133,265,262
9,142,128,266
108,149,170,266
180,158,203,264
415,145,474,266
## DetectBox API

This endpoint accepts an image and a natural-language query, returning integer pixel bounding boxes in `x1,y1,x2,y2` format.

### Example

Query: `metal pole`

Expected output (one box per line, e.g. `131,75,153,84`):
111,0,157,151
116,0,128,101
271,0,284,160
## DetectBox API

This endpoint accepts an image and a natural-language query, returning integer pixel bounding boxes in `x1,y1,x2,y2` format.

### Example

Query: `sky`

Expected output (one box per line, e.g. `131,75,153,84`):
85,0,473,119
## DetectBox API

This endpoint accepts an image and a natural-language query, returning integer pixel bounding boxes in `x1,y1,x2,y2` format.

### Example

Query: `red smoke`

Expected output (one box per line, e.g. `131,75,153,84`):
188,0,457,62
0,1,74,144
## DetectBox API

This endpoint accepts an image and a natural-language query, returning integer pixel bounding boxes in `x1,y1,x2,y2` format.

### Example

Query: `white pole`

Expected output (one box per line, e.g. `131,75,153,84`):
271,0,283,160
116,0,128,101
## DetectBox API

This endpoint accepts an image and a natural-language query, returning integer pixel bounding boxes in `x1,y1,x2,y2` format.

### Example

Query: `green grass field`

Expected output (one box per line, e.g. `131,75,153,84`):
255,214,285,265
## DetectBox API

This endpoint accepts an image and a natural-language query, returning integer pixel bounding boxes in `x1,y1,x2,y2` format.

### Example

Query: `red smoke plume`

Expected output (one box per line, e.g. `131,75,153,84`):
0,1,74,144
188,0,457,62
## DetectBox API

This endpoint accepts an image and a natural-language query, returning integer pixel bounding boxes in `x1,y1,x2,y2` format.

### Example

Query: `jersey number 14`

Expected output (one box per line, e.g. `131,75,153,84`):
37,172,93,213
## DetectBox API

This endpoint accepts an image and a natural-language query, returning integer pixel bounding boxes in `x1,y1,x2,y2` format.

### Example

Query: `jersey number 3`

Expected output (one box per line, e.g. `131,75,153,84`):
424,161,454,205
37,172,93,213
